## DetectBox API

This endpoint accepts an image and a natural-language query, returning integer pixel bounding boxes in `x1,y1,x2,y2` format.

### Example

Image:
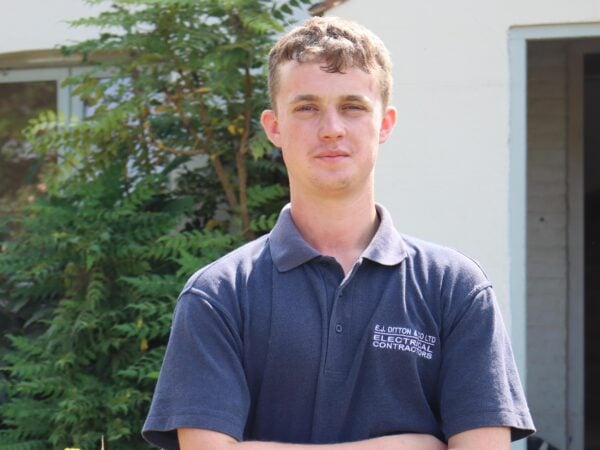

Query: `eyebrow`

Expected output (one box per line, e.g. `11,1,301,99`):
290,94,319,104
342,95,371,103
289,94,372,104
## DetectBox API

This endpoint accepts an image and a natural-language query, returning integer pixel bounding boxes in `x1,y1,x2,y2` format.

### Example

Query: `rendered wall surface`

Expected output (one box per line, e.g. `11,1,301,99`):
0,0,106,54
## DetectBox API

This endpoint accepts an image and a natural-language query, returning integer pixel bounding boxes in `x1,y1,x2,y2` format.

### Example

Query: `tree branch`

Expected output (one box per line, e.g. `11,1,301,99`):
236,67,254,239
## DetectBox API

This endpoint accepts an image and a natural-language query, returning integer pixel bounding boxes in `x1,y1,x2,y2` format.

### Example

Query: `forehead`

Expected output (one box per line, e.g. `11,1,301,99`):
275,61,382,104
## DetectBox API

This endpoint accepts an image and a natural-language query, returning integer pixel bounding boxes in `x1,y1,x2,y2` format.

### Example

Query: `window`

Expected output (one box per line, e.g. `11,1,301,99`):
0,64,85,212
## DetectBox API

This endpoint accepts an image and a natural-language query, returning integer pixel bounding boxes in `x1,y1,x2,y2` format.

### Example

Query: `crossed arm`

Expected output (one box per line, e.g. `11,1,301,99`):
178,426,510,450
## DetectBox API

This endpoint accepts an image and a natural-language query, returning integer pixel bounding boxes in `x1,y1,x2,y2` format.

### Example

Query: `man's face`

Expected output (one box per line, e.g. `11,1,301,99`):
261,61,396,200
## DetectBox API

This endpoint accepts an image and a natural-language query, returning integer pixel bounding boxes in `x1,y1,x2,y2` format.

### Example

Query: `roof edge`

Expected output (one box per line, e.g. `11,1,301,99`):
309,0,350,16
0,48,123,71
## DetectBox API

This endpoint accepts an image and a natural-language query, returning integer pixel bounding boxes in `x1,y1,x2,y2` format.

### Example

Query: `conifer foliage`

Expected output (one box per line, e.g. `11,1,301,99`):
0,0,308,448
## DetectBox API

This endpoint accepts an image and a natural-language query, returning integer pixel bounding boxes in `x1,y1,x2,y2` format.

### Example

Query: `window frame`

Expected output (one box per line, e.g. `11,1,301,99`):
0,66,86,121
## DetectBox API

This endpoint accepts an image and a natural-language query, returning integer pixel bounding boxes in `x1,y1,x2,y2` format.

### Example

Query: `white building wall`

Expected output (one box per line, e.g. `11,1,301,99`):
1,0,105,54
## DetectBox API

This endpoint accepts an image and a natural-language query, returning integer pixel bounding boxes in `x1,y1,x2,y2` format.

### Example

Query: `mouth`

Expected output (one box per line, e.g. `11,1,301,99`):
315,150,350,161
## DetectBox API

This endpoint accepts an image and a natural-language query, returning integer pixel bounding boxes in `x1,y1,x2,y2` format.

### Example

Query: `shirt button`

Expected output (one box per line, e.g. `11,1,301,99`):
335,323,343,333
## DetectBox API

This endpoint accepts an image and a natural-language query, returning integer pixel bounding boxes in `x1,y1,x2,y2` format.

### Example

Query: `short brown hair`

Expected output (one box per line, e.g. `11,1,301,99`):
267,16,393,109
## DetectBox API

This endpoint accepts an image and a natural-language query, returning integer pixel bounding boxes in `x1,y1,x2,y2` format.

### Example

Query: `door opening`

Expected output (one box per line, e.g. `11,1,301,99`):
584,52,600,450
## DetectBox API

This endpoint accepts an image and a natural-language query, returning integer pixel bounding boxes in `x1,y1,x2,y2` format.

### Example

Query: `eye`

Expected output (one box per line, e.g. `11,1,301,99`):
293,104,318,113
342,103,368,113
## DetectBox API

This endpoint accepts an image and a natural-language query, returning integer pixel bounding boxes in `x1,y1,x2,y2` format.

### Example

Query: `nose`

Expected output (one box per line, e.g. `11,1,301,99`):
318,107,345,141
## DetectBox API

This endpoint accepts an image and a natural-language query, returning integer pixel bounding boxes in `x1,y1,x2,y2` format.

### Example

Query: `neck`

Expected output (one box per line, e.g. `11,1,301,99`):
289,190,379,275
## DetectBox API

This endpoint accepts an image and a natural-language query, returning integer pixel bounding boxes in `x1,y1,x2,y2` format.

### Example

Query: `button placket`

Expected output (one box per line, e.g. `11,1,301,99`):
323,263,361,378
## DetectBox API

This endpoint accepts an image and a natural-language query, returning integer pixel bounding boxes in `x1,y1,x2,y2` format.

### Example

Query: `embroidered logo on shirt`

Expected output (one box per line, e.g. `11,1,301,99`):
372,324,437,360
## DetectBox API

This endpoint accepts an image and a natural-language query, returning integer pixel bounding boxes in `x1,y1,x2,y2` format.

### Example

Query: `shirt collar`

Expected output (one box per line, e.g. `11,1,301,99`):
362,204,407,266
269,203,407,272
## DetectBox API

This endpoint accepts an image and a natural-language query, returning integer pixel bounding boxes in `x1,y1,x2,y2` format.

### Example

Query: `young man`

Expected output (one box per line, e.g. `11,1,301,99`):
143,17,535,450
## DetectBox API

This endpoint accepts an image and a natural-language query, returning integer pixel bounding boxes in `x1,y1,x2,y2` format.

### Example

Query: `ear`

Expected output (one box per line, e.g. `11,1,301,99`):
261,109,282,148
378,106,397,144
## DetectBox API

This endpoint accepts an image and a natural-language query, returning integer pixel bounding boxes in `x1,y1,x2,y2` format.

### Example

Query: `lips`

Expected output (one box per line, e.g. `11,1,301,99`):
315,149,350,160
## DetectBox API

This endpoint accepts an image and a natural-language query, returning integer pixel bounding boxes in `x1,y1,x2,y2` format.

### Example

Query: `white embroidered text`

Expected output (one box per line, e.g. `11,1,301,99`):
372,324,437,360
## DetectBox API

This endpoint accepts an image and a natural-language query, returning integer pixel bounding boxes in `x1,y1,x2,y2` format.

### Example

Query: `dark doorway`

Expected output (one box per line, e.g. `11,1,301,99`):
584,53,600,450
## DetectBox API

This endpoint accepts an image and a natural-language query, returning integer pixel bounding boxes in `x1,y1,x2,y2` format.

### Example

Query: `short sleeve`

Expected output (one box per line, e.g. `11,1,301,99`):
142,289,250,450
438,287,535,441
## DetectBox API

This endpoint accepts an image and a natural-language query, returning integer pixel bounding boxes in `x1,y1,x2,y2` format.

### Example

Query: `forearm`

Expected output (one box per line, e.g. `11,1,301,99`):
178,429,447,450
447,427,510,450
236,434,446,450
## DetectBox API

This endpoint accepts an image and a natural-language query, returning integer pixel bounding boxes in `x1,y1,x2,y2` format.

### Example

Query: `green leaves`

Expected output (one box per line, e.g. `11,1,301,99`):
0,162,188,449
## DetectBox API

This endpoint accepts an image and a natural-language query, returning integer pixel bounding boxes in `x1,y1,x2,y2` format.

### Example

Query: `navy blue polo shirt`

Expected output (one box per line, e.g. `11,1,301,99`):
142,204,534,449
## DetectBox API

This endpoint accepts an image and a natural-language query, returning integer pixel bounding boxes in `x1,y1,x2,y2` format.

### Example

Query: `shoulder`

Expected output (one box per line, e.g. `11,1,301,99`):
180,234,272,302
401,234,490,283
399,234,492,302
